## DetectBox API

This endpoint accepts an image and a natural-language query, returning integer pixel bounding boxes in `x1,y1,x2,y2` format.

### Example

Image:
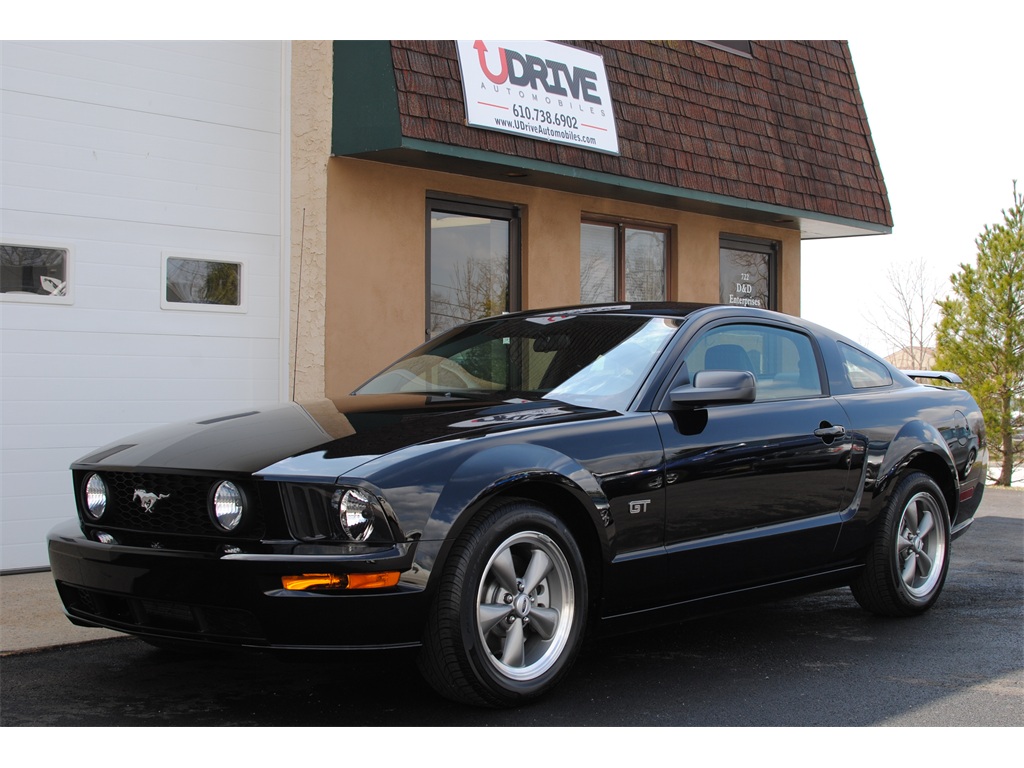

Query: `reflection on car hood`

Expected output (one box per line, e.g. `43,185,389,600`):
72,395,611,477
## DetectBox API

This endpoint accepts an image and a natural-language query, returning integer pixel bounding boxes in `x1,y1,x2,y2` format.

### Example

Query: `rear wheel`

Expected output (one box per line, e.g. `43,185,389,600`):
418,499,588,707
852,471,950,616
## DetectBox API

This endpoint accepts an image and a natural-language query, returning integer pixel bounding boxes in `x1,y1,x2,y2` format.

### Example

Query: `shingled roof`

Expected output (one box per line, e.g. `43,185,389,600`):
333,40,891,238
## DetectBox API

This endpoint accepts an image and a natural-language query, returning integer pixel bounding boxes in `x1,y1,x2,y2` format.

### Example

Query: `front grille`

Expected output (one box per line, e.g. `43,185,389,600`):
280,484,336,540
58,583,264,641
76,471,266,539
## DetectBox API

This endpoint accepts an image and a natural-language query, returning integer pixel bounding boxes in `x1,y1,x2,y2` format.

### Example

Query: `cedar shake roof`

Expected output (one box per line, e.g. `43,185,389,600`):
333,40,892,238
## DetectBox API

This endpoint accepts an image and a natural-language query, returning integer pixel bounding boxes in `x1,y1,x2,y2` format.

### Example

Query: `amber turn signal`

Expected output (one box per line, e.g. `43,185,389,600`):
347,571,400,590
281,572,400,591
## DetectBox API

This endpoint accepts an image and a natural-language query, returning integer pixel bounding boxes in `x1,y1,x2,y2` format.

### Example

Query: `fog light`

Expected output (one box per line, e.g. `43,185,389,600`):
210,481,245,531
83,474,108,520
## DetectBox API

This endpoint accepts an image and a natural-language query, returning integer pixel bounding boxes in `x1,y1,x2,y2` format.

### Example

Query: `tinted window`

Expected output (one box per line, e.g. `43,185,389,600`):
687,323,822,401
838,342,893,389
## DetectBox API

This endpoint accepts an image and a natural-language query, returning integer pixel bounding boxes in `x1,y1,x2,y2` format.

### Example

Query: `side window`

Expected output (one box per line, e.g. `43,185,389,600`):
162,253,246,312
688,323,822,401
1,243,71,304
838,342,893,389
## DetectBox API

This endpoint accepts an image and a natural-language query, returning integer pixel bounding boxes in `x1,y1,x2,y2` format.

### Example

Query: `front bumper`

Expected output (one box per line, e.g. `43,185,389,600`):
47,520,429,651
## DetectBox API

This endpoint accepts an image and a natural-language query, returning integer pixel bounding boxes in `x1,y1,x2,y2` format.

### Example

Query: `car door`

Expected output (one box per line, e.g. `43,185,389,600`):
654,320,855,600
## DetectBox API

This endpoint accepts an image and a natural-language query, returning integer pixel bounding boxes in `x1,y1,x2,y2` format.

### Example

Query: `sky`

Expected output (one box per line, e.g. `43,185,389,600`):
800,34,1024,356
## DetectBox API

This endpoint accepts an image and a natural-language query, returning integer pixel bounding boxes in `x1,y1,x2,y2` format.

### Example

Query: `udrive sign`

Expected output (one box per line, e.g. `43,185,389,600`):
455,40,620,155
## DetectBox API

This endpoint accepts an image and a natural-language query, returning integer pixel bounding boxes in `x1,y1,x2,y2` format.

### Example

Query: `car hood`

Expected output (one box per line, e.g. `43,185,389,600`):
73,395,612,477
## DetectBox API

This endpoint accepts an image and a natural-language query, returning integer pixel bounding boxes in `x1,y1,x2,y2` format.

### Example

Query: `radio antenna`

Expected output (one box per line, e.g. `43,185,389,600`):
291,207,306,401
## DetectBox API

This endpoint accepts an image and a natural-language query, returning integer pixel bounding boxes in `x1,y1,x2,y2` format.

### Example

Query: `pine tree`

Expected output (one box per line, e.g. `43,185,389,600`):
935,183,1024,485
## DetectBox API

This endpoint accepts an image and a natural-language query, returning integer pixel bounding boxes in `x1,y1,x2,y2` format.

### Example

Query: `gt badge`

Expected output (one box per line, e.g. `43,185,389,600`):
629,499,651,515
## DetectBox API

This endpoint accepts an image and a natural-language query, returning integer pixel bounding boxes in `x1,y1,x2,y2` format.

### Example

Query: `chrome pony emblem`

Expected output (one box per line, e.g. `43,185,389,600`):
134,489,170,512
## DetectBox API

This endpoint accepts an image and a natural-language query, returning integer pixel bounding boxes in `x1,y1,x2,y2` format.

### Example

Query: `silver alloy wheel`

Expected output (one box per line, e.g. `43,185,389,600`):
896,491,947,599
476,530,575,682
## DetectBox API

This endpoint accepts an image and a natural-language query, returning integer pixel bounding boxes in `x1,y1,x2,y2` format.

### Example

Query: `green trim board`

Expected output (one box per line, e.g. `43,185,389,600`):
332,41,402,155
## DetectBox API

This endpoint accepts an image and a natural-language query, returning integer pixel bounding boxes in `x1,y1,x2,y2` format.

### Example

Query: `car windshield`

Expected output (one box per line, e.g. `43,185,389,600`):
355,313,681,410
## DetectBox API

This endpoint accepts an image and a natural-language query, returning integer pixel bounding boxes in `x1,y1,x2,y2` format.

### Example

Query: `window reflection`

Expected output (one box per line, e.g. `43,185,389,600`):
580,221,668,303
429,211,510,338
165,257,241,306
1,244,68,297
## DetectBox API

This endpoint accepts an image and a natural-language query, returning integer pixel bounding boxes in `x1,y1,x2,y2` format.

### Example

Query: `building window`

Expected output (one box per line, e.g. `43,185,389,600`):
580,221,668,304
427,196,520,338
719,236,777,310
162,254,244,311
0,244,70,302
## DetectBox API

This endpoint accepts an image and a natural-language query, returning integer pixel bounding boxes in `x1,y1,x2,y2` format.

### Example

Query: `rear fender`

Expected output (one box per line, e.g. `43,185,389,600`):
873,419,959,521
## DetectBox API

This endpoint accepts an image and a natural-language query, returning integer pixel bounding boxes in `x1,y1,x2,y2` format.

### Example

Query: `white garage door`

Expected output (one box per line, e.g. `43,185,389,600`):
1,41,288,571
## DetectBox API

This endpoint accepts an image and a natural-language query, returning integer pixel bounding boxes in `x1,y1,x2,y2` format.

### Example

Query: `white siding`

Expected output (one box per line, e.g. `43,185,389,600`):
1,41,288,571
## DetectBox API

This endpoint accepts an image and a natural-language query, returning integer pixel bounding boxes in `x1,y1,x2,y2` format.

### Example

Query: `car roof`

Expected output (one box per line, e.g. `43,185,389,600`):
498,302,715,322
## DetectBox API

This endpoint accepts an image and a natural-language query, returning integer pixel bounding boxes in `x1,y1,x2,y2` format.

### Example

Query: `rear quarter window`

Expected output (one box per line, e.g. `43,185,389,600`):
838,342,893,389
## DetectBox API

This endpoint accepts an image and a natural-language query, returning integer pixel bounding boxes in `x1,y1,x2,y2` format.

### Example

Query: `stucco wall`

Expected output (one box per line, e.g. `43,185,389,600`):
324,156,801,398
289,41,332,402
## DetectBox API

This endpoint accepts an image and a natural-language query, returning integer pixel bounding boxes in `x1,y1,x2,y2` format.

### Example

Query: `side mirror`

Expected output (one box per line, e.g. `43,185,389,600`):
669,369,756,407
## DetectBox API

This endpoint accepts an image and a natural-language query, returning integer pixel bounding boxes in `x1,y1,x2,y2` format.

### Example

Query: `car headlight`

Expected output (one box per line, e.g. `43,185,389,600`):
332,488,384,542
83,473,108,521
210,480,245,531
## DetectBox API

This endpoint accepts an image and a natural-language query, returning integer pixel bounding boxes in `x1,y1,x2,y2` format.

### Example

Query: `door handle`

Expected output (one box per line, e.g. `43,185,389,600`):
814,424,846,440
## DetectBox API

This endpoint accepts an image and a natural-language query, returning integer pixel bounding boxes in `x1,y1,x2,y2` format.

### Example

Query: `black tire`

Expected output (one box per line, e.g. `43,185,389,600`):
851,471,951,617
418,499,588,707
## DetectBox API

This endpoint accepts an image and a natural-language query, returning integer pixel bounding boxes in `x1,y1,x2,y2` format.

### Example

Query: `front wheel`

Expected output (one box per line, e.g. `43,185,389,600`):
851,471,951,617
418,499,588,707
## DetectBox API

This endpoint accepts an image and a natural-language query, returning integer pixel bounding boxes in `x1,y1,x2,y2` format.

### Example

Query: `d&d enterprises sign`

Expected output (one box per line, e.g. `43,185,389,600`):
456,40,619,155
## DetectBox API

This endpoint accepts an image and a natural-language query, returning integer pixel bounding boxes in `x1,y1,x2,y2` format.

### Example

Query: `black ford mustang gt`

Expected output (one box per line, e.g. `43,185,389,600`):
49,303,987,707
